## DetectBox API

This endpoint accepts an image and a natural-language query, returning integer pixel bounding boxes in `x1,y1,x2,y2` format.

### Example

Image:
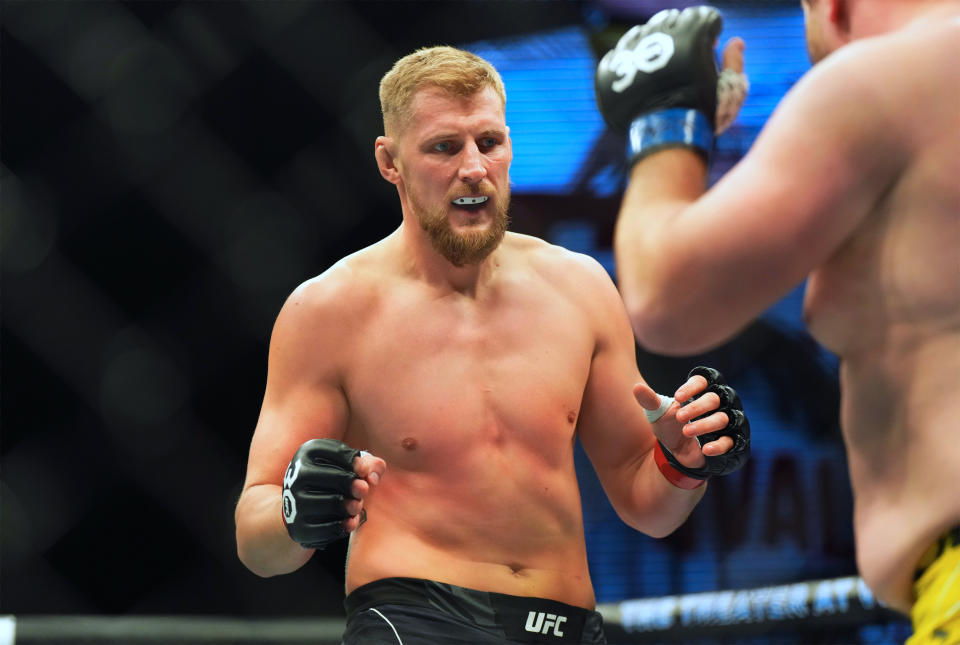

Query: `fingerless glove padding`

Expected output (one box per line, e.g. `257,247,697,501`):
661,365,751,479
282,438,360,549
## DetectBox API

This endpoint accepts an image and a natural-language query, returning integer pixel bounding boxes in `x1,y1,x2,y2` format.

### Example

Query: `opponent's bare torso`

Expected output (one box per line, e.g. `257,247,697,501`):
803,23,960,609
338,235,601,608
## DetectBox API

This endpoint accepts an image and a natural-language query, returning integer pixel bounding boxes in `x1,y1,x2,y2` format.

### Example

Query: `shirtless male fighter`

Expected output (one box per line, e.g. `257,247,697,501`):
594,2,960,641
235,45,750,644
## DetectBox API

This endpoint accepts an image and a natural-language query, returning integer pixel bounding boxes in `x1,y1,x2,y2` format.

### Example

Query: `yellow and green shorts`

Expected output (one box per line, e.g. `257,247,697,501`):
907,525,960,644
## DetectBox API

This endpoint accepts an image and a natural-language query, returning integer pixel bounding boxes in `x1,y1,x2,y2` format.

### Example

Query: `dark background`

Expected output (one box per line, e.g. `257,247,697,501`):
1,1,901,639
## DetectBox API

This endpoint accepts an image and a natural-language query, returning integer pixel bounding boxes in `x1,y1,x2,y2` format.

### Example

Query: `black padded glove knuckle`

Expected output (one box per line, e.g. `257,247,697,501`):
688,365,724,386
669,365,751,479
298,462,355,497
708,383,741,410
282,438,361,549
303,438,360,469
297,521,348,550
726,409,751,450
595,5,723,132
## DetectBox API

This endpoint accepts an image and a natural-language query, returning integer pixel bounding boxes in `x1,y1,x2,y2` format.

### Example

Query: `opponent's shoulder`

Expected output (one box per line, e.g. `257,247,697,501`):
897,10,960,86
760,22,949,161
808,14,959,98
826,16,959,141
902,7,960,50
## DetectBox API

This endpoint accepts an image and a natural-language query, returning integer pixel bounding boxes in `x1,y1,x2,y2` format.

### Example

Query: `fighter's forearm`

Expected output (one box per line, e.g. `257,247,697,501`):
612,448,707,539
235,484,313,577
643,455,707,538
614,149,722,353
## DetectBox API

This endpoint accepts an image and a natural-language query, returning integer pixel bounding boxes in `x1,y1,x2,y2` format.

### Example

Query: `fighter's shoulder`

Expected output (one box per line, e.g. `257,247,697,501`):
901,9,960,50
897,11,960,81
276,247,385,331
810,16,959,89
506,232,616,293
770,23,953,145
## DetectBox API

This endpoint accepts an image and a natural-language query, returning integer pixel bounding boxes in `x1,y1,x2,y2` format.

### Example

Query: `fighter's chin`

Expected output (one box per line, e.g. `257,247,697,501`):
423,219,507,267
447,212,494,233
446,231,504,267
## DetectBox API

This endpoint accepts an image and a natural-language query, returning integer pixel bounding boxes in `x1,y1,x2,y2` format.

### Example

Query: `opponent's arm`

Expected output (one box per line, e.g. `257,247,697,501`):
597,7,909,354
235,276,384,577
574,256,748,537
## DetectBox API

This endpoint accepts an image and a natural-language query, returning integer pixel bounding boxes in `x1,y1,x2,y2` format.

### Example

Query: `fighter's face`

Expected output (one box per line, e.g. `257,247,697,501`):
394,86,512,266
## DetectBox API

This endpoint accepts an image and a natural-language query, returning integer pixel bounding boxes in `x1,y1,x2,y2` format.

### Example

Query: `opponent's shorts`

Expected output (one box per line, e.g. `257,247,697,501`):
907,525,960,644
342,577,607,644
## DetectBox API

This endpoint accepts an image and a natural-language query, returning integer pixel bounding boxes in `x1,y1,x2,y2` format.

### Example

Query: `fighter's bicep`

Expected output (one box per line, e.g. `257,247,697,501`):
577,350,656,516
577,279,655,474
244,286,352,489
245,381,349,488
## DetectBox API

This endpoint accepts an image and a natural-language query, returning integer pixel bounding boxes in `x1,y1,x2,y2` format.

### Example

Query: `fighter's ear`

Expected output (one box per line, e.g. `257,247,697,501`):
828,0,851,35
375,136,400,185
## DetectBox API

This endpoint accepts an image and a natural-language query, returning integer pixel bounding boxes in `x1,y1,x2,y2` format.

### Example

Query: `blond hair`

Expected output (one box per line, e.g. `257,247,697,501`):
379,46,507,136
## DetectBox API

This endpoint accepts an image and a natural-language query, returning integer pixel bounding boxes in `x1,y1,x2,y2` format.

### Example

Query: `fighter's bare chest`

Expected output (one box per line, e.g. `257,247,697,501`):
342,292,595,448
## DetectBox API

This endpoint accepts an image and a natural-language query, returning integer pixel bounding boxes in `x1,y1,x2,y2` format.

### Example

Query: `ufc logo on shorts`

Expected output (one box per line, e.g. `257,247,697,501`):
525,611,567,637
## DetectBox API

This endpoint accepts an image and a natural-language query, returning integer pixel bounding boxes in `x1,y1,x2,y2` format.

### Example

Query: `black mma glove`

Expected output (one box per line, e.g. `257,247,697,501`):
595,6,725,165
659,366,750,480
281,438,360,549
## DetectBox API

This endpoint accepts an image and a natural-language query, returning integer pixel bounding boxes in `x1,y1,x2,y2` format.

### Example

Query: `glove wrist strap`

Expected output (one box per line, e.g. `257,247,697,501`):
654,440,708,489
627,108,714,167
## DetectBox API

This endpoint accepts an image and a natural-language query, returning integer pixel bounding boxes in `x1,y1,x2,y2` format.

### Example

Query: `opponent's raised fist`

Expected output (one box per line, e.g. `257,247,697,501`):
595,6,750,165
596,6,722,133
282,438,362,550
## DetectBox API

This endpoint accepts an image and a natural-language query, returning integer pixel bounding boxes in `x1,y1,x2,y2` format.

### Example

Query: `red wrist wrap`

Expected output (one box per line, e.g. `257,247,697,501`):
654,441,707,490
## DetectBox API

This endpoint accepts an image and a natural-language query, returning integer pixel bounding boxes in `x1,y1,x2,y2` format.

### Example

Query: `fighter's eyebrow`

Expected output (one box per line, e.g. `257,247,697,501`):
478,128,506,139
423,132,457,144
424,127,505,142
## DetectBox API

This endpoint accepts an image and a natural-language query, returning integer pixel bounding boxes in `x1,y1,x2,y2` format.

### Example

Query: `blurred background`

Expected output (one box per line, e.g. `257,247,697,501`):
1,0,911,643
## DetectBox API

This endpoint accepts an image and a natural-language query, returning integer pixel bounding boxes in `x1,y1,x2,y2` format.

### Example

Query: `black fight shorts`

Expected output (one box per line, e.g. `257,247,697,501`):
342,577,607,644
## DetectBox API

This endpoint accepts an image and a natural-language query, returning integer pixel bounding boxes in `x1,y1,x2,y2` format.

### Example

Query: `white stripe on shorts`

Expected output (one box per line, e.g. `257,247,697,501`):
367,608,403,644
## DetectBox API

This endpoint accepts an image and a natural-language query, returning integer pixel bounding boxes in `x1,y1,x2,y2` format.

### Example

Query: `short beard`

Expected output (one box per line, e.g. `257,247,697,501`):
415,189,511,267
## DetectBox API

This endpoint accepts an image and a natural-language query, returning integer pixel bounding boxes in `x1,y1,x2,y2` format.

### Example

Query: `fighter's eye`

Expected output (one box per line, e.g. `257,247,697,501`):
433,141,451,152
480,137,497,148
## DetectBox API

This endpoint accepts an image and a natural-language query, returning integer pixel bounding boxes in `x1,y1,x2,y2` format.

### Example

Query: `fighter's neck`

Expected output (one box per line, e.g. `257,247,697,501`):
391,225,501,297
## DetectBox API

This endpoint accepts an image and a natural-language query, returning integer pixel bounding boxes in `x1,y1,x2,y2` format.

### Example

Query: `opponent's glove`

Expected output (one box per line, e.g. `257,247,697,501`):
281,438,360,549
658,366,751,481
595,6,747,165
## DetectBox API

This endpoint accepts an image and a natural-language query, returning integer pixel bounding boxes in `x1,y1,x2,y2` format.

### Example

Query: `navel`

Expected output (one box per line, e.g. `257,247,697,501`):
508,563,528,577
